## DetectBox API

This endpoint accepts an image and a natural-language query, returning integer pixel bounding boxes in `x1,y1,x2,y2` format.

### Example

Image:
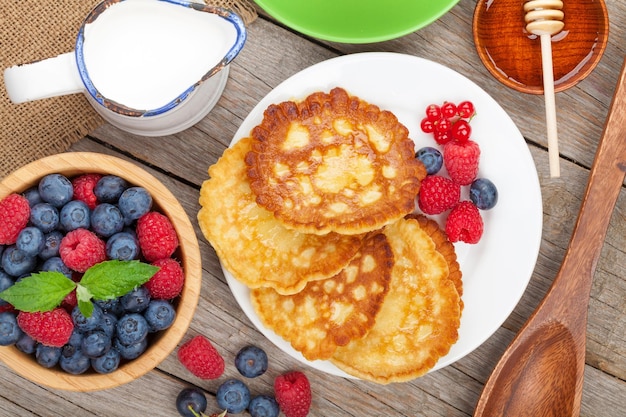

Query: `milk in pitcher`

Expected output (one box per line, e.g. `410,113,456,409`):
81,0,238,111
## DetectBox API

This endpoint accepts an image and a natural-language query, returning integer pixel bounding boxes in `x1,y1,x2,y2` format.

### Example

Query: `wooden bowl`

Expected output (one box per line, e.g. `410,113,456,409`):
0,152,202,391
473,0,609,94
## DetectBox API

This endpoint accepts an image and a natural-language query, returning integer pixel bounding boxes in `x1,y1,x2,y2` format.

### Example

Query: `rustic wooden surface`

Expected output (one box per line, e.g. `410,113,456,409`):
1,0,624,415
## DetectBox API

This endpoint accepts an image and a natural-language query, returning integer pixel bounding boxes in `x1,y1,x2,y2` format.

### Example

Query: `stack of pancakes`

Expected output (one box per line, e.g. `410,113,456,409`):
198,87,463,384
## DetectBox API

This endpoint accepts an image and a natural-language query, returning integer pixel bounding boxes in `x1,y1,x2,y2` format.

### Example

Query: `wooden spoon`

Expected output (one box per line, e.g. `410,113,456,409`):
474,57,626,417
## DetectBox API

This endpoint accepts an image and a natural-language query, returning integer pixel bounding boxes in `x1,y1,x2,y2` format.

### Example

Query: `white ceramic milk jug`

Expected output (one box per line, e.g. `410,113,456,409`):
4,0,247,136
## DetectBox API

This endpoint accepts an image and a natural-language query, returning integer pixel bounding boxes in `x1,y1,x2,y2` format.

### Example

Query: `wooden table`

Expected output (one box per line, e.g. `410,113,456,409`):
1,0,624,415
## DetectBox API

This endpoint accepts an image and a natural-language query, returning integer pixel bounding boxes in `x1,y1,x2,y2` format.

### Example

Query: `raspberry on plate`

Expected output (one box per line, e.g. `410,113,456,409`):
445,201,484,244
17,308,74,347
136,212,179,262
0,193,31,245
444,139,481,186
177,335,225,379
274,371,312,417
417,175,461,215
145,258,184,299
59,228,107,273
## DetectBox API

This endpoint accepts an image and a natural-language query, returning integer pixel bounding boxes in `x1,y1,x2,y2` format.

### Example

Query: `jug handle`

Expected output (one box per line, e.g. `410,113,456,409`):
3,52,84,104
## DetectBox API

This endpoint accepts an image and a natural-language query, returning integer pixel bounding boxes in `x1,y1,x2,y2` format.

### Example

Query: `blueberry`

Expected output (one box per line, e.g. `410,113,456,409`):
39,230,64,260
67,328,85,349
116,313,148,346
118,187,152,224
72,304,104,333
35,344,62,368
114,336,147,360
59,345,91,374
41,256,72,279
1,245,37,277
29,203,60,233
16,226,45,256
120,286,151,313
235,345,268,378
216,379,251,414
144,299,176,332
94,175,128,203
248,395,280,417
22,187,43,207
469,178,499,210
176,388,208,417
81,330,111,358
106,232,139,261
97,312,118,338
0,312,23,346
95,297,124,316
15,333,36,354
91,203,124,237
0,271,15,307
60,200,91,231
91,347,121,374
415,147,443,175
38,173,73,208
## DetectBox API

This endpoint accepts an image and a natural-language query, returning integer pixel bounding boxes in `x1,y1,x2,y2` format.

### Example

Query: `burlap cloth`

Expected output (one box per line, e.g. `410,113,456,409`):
0,0,257,179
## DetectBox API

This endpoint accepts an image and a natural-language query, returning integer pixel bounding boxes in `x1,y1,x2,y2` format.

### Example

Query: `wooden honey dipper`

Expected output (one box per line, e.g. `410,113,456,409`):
524,0,564,178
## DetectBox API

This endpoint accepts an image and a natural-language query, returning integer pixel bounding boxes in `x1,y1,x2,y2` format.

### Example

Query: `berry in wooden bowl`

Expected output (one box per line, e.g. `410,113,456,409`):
0,152,201,391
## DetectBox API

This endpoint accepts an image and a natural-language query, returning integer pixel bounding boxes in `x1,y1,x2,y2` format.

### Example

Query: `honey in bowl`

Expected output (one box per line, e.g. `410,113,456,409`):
473,0,608,94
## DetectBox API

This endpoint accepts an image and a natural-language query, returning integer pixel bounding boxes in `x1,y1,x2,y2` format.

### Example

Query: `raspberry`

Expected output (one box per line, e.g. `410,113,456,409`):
417,175,460,215
72,173,103,210
136,212,179,262
59,228,107,272
145,258,184,299
17,308,74,347
443,139,481,185
0,194,30,245
177,335,225,379
445,201,484,244
274,371,312,417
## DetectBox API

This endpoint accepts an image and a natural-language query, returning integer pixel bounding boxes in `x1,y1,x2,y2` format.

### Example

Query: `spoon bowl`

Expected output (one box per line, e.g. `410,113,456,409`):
474,58,626,417
473,0,608,94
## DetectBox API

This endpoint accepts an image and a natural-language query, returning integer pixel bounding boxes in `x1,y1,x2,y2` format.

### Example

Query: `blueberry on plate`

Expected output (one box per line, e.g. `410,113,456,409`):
235,345,268,378
216,379,251,414
415,146,443,175
81,330,112,358
60,200,91,231
15,333,36,354
176,387,208,417
114,336,148,360
91,348,121,374
248,395,280,417
38,173,73,208
118,186,152,224
0,312,23,346
59,345,91,375
144,299,176,332
469,178,499,210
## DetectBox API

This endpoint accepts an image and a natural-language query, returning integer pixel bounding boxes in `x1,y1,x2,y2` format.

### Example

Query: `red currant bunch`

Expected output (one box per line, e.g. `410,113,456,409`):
419,100,475,145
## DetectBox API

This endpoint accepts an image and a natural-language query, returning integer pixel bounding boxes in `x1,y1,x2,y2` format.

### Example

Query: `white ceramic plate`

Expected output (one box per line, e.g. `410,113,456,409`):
224,52,543,378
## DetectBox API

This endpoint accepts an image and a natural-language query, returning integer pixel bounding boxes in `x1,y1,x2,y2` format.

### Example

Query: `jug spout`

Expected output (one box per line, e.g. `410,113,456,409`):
4,52,84,104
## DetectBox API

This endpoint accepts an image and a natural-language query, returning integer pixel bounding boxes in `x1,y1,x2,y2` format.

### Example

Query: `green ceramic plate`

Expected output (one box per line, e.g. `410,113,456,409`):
254,0,460,43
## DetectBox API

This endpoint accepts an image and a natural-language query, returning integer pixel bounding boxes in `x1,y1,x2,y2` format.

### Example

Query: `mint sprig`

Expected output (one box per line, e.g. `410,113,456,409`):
0,260,159,317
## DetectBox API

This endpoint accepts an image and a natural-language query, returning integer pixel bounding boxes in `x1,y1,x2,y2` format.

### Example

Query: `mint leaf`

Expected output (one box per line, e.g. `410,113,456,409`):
76,284,95,317
80,260,159,300
0,272,76,312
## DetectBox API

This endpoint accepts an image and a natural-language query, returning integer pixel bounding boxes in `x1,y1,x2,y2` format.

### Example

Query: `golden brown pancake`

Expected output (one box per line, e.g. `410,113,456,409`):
330,215,462,384
251,231,394,361
198,137,363,295
245,87,426,236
